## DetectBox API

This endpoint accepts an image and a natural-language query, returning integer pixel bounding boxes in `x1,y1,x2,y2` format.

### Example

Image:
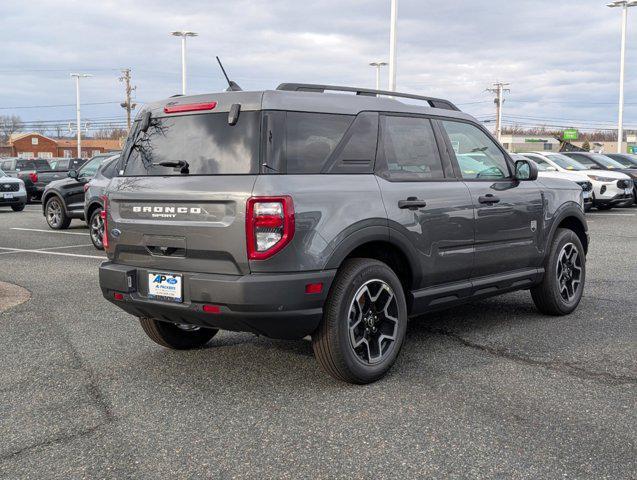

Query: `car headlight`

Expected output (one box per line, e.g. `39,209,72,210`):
587,175,616,182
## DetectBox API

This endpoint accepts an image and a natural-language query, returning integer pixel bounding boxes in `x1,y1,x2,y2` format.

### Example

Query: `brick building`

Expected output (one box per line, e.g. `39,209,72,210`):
3,133,122,159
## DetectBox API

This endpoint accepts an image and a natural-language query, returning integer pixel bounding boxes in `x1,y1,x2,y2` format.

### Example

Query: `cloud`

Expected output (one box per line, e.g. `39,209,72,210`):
0,0,634,131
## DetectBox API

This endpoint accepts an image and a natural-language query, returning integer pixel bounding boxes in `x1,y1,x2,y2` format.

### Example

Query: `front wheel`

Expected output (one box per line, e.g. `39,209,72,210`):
89,208,105,250
139,317,218,349
11,204,25,212
531,228,585,315
312,258,408,384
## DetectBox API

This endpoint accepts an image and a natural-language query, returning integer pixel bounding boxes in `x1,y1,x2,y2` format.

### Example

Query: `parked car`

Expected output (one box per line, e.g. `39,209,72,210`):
0,168,27,211
604,153,637,202
41,154,120,230
84,155,121,249
99,84,589,384
512,153,593,211
521,151,631,210
0,157,50,202
561,152,635,207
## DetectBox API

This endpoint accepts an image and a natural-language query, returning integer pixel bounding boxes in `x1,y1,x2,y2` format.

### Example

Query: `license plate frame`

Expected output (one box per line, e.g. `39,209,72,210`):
3,193,13,199
148,272,183,303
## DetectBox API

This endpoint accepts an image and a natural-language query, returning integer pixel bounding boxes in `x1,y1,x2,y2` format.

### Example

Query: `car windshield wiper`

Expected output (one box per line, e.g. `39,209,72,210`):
152,160,190,174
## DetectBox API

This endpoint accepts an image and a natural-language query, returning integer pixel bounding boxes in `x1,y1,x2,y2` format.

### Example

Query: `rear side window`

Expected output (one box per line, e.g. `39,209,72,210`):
285,112,353,173
378,115,445,180
17,159,51,171
101,158,119,179
123,112,261,176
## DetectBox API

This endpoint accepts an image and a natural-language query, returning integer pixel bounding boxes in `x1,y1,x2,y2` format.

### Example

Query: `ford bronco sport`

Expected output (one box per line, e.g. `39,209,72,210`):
99,84,588,384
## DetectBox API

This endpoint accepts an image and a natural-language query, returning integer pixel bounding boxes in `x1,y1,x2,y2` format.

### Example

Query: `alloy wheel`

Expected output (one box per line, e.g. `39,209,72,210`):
348,279,399,365
46,199,62,228
556,242,582,302
90,211,104,248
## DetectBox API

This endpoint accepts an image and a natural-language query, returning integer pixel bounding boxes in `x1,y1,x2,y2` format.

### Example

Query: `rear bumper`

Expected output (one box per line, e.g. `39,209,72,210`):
99,262,336,339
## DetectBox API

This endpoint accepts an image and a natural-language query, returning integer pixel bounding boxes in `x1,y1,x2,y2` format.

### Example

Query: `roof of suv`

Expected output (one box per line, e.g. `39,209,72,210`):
142,84,475,123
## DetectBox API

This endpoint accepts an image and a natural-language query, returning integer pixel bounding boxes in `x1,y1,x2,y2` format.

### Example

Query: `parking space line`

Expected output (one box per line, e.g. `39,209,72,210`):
0,247,104,259
36,244,94,251
10,227,90,236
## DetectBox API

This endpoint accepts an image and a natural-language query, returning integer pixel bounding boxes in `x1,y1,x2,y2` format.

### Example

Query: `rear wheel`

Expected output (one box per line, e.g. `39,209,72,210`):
45,196,71,229
531,228,585,315
312,258,408,384
139,317,218,350
11,204,25,212
89,208,105,250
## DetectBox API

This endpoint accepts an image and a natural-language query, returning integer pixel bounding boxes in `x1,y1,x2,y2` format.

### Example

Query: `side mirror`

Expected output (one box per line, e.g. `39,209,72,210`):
68,169,78,179
514,159,538,181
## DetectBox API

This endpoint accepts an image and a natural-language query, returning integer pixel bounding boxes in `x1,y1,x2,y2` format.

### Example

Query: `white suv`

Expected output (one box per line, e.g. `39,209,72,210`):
517,153,593,211
522,152,632,210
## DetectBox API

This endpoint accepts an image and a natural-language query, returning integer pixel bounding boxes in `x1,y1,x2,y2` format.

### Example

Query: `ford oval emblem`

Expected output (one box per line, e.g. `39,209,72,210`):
111,228,121,238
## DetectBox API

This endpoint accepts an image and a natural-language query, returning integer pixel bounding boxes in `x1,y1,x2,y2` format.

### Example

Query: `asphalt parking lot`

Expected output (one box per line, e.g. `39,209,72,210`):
0,204,635,479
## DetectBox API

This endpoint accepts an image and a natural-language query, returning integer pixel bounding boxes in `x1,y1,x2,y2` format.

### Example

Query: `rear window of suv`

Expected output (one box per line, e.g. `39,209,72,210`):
16,159,51,171
123,112,261,176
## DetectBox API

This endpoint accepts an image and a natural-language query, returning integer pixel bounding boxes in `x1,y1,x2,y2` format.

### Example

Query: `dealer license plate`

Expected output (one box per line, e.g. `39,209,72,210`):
148,272,183,302
3,193,13,199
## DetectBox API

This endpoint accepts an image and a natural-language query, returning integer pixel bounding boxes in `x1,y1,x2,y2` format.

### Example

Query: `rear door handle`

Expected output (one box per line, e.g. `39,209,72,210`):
478,194,500,204
398,197,427,210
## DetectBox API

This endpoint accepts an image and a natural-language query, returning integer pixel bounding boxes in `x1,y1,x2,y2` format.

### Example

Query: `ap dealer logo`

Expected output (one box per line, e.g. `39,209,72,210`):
152,275,178,285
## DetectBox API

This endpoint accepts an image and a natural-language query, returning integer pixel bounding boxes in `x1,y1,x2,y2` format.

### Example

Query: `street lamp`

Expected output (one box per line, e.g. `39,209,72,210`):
70,73,92,158
369,62,388,90
607,1,636,153
170,30,198,95
388,0,398,91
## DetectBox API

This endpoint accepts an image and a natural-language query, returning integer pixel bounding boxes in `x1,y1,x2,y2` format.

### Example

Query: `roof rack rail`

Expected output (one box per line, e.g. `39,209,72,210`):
276,83,460,111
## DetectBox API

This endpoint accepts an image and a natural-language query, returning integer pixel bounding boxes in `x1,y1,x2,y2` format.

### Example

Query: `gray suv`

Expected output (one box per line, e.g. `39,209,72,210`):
99,84,589,383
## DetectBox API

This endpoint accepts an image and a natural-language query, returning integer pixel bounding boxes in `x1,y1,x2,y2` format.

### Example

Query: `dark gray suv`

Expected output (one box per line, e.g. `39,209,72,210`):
99,84,589,383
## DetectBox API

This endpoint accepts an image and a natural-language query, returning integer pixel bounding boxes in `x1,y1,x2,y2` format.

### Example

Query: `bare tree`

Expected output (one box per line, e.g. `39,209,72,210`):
0,115,24,144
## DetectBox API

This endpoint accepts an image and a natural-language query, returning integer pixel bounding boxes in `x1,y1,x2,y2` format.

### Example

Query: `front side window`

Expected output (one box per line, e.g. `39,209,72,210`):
440,120,510,179
378,115,445,180
285,112,353,174
124,112,261,176
78,157,103,179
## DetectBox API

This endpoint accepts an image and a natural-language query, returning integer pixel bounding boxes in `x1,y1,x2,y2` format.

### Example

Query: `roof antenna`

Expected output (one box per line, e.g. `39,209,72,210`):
216,56,242,91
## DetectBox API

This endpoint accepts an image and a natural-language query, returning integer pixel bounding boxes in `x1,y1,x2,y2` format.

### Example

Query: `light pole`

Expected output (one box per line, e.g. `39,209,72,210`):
369,62,388,90
607,1,636,153
170,30,198,95
70,73,92,158
388,0,398,91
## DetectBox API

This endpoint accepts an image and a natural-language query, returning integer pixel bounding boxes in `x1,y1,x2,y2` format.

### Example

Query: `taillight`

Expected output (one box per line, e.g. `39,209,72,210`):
100,195,109,250
29,172,38,183
246,196,294,260
83,183,90,193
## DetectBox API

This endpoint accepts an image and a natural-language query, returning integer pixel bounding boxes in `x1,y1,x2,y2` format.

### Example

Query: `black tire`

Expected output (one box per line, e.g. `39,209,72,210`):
139,317,218,350
45,196,71,229
312,258,408,384
11,204,25,212
531,228,585,315
583,203,592,212
89,208,104,250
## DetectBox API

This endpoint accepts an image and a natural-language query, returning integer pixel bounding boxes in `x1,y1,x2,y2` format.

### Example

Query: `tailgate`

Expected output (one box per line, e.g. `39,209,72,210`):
107,175,257,275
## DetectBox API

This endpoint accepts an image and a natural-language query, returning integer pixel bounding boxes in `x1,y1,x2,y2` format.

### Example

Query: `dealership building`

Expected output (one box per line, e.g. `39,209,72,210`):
500,134,635,154
1,133,122,159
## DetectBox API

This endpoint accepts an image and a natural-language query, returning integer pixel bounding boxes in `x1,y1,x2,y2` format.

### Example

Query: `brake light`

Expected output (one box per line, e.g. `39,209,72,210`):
246,196,294,260
100,195,109,250
29,172,38,183
163,101,217,114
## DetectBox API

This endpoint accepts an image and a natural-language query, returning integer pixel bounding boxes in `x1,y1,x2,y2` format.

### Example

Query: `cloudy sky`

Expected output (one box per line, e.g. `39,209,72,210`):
0,0,635,134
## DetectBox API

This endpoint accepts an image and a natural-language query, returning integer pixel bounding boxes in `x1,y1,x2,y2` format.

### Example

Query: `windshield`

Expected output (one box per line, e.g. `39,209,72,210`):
589,153,626,169
608,154,637,167
545,153,587,171
123,112,260,176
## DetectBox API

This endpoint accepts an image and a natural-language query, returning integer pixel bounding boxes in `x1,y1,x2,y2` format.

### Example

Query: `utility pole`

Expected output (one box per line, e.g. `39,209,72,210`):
119,68,137,131
388,0,398,91
607,1,636,153
486,82,510,142
369,62,388,90
70,73,92,158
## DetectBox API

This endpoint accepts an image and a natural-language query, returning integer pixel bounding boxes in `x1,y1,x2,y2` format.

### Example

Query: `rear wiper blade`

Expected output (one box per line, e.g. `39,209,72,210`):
153,160,190,174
